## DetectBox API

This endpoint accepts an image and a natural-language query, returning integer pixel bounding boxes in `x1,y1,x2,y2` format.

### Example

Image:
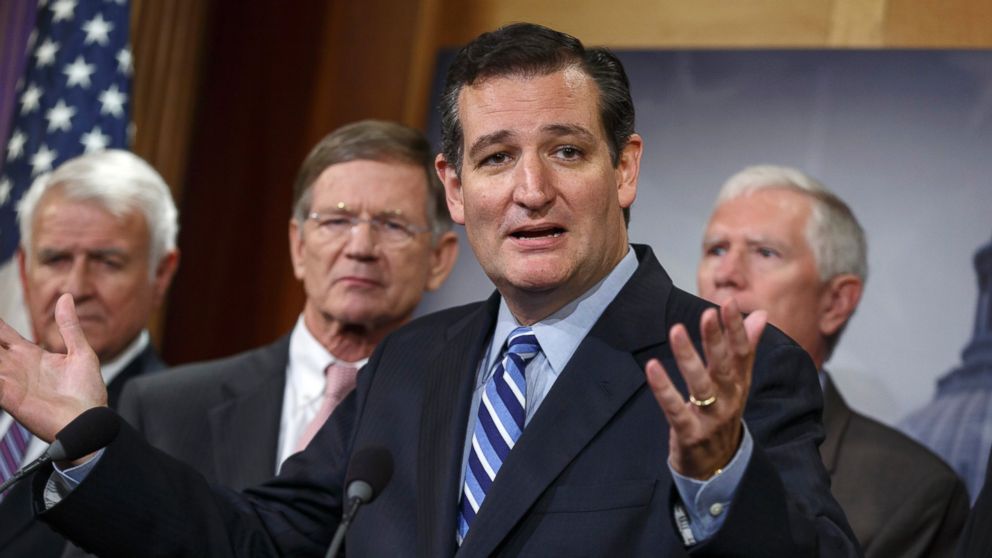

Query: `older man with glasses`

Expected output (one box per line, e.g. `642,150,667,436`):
114,120,458,490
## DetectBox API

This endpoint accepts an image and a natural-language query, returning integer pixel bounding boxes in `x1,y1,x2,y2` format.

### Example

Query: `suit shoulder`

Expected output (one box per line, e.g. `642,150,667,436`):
384,300,489,343
124,338,289,396
845,409,963,482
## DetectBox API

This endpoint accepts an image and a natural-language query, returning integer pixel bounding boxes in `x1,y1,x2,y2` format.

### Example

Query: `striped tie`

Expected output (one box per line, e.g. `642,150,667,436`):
457,326,541,544
0,420,30,500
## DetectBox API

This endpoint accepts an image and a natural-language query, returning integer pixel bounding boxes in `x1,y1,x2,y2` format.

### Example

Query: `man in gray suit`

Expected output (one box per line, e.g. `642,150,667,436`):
696,164,969,557
117,120,458,489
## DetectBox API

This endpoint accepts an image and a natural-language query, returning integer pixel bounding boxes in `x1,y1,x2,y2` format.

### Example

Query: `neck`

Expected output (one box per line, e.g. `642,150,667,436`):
302,307,396,362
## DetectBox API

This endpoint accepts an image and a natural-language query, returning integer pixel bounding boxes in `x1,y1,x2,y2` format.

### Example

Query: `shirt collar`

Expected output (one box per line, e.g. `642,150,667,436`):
100,330,149,385
493,246,638,374
288,315,369,404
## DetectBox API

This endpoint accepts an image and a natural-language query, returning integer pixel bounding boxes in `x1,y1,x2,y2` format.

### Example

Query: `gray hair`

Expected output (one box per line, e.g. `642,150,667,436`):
717,165,867,283
716,165,867,358
17,149,179,277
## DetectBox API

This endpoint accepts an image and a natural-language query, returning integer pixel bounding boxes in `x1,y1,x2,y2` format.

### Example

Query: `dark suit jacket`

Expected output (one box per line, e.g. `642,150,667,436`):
0,344,163,558
117,335,290,490
821,374,969,557
39,246,860,557
956,444,992,557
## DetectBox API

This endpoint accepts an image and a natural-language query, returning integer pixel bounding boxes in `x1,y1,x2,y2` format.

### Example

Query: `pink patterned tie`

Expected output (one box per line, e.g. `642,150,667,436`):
295,363,359,452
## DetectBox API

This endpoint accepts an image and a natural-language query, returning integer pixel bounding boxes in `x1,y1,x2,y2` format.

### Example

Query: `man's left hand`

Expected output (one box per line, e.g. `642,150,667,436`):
644,299,767,480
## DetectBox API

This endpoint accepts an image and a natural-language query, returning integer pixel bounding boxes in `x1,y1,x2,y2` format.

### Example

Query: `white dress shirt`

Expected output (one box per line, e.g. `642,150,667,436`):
275,316,366,471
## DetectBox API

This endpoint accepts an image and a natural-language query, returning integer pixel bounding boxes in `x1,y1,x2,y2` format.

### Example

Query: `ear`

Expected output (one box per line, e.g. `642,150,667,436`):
425,231,459,291
436,153,465,225
17,248,29,298
818,274,863,337
151,249,180,306
616,133,643,209
288,218,306,280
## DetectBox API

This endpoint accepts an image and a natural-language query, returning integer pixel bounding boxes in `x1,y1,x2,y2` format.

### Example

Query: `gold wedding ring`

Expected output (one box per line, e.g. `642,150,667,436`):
689,393,717,408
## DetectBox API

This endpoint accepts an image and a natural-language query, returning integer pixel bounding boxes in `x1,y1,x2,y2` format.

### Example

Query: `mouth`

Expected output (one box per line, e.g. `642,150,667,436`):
510,225,566,240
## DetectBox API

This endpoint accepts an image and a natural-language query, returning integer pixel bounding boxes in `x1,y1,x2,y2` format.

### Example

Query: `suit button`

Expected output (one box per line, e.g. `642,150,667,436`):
708,502,724,517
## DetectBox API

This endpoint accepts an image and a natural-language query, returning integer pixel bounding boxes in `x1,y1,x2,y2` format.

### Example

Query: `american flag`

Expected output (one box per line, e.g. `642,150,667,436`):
0,0,131,336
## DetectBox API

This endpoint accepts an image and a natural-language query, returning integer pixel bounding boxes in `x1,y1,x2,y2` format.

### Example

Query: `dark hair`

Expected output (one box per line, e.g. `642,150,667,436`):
291,119,452,239
439,22,635,176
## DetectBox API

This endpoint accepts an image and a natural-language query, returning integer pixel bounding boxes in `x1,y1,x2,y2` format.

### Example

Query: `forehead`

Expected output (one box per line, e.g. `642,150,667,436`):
457,67,604,145
309,159,429,216
707,188,813,241
31,190,148,250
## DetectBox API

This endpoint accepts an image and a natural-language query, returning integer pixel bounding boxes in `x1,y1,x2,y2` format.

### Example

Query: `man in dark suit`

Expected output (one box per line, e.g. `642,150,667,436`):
0,149,179,556
0,23,859,556
116,120,459,489
957,444,992,557
697,164,969,557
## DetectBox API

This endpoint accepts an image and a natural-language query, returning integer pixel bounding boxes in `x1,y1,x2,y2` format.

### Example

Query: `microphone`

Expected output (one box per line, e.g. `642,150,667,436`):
324,445,393,558
0,407,120,494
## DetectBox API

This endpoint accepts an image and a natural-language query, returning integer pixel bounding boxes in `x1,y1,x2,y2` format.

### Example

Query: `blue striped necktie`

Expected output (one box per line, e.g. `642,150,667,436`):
0,420,30,501
457,326,541,544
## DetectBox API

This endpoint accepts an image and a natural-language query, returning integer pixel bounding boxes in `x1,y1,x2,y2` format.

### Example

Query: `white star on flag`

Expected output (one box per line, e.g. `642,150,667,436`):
30,145,58,176
64,55,95,88
46,100,77,132
82,13,113,46
6,132,27,161
51,0,77,22
98,84,126,117
20,85,43,114
0,179,11,207
116,47,132,75
79,126,110,153
34,39,60,67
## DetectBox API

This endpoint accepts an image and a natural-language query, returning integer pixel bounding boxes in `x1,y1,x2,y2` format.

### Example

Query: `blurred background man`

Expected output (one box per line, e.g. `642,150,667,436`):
0,149,179,556
696,164,969,558
117,120,458,489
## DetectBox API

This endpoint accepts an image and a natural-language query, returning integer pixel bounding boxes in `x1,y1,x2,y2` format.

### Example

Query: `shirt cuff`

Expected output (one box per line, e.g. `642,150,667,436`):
42,449,105,509
669,422,753,544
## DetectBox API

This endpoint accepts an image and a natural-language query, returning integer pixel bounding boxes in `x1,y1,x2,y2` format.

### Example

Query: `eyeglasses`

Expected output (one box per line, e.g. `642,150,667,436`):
306,211,431,246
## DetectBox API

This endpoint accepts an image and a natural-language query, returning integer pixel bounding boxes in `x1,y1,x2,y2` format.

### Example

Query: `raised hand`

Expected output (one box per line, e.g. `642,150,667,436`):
645,299,767,479
0,293,107,443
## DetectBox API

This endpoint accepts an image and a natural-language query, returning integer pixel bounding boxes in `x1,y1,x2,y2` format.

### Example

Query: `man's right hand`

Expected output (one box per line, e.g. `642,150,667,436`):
0,293,108,444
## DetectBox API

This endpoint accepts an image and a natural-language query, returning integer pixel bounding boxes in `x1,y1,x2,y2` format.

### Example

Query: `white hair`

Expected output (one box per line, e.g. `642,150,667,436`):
17,149,179,277
717,164,868,283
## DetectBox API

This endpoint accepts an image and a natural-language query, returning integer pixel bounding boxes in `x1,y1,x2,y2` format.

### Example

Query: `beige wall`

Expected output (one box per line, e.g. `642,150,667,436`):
437,0,992,48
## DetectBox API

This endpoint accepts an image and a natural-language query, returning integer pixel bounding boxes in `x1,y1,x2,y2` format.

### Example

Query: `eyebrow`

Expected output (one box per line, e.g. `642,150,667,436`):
466,124,598,162
315,205,408,219
36,247,130,260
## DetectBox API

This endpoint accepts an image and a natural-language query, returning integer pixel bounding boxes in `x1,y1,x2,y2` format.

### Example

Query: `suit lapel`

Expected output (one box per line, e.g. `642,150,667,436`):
459,245,672,556
819,372,851,474
417,295,500,558
209,338,289,488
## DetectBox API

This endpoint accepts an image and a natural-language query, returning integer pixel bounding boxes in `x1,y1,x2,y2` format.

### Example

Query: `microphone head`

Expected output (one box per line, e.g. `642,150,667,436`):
48,407,121,461
344,445,393,504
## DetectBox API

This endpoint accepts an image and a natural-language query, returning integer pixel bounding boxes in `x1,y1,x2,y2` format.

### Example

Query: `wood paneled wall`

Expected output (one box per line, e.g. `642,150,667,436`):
137,0,991,364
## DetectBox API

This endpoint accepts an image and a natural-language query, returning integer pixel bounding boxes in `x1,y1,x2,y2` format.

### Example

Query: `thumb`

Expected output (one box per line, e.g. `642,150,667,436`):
55,293,89,355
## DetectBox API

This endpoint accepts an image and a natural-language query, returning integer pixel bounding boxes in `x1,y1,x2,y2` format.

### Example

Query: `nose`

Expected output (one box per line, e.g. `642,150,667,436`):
512,153,555,211
711,247,746,290
344,220,379,262
62,257,95,300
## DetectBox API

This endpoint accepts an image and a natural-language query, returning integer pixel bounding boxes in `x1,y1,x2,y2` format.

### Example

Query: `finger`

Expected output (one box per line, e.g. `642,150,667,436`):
720,299,752,360
743,309,768,347
55,294,89,356
669,322,714,401
644,358,694,432
700,307,732,384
